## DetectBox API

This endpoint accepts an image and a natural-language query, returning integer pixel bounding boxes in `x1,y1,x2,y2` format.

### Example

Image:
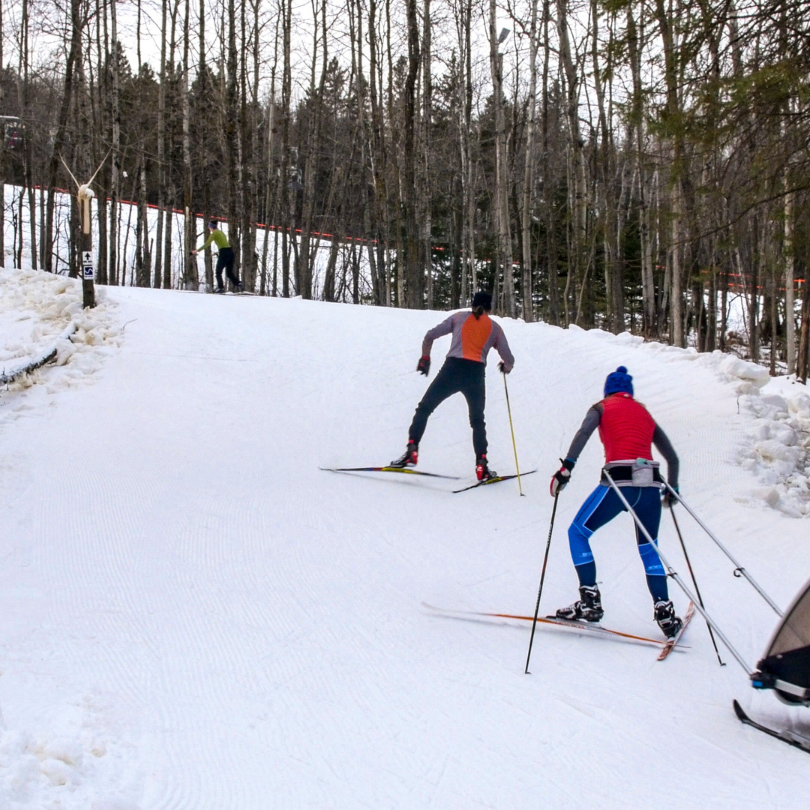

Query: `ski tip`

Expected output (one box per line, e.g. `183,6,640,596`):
732,699,747,721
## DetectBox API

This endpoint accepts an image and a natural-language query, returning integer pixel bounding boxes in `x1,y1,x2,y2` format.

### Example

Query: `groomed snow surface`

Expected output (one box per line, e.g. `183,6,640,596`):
1,269,809,809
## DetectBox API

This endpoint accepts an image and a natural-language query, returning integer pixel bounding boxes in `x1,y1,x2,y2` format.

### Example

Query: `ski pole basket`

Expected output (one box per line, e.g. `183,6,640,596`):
751,575,810,706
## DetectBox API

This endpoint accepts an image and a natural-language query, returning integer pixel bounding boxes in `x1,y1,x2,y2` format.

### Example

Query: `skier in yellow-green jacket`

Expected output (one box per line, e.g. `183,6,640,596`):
191,220,243,293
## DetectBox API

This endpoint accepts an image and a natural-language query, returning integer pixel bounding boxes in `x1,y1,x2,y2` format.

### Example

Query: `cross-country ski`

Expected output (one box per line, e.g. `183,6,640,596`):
422,602,671,648
452,469,537,493
320,466,461,480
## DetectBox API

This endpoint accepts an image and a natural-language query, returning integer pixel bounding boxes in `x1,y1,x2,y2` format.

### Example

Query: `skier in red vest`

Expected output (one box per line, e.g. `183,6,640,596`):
549,366,683,637
390,291,514,481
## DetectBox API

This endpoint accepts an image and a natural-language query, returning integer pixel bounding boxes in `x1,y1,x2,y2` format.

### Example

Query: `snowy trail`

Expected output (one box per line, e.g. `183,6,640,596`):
2,282,809,809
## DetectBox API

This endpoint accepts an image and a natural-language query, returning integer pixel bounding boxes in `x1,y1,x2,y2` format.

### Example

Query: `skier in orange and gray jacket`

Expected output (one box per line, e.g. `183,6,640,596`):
390,291,514,481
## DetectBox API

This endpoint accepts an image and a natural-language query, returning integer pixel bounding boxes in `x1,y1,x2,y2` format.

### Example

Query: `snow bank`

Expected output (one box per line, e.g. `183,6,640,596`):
0,272,134,807
734,387,810,517
0,268,121,396
0,723,140,809
718,356,771,393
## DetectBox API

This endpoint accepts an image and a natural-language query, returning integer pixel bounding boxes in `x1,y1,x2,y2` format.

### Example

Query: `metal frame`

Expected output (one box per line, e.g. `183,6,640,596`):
603,470,754,675
663,482,783,617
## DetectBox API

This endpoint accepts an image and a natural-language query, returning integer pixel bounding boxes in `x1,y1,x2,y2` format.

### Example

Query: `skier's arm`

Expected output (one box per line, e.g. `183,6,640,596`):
493,325,515,372
421,315,456,357
563,405,603,465
653,424,679,488
197,232,215,252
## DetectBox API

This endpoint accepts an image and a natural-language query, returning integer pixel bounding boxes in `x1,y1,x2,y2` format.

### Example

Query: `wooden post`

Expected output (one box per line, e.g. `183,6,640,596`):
78,183,96,308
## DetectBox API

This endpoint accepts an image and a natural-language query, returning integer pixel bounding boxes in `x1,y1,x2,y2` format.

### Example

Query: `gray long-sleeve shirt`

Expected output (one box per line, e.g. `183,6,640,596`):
565,403,679,487
421,311,515,370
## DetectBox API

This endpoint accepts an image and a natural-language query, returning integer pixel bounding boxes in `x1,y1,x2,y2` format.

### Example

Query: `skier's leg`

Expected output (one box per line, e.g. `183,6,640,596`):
630,488,668,602
214,254,226,290
225,250,240,287
557,485,624,621
408,361,462,445
568,485,625,587
461,365,487,459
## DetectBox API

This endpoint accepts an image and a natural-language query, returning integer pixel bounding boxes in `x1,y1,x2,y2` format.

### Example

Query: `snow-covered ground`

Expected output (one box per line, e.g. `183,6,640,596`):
1,271,809,809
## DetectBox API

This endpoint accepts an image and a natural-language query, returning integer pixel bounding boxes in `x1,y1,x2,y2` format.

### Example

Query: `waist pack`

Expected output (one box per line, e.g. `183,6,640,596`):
601,458,663,489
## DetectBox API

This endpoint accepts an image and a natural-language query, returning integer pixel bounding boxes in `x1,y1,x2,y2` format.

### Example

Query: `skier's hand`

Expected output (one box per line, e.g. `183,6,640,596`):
550,458,575,497
190,249,198,256
417,356,431,376
663,484,679,509
498,361,512,374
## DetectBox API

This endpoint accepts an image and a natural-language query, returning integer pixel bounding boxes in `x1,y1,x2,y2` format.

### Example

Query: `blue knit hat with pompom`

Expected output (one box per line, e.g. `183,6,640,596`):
604,366,633,397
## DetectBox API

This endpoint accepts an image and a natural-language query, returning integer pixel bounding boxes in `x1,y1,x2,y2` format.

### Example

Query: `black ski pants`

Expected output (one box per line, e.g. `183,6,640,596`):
409,357,487,458
216,247,240,290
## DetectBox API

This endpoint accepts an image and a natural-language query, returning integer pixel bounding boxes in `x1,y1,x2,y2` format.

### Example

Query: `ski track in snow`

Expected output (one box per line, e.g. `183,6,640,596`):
1,273,810,808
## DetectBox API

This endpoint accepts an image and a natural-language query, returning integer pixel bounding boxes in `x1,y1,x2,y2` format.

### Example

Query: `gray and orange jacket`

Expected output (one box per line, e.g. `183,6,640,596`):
422,311,515,371
564,392,679,486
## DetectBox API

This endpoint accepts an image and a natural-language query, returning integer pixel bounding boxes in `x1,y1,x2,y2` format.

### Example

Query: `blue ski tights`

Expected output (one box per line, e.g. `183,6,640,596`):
568,485,668,603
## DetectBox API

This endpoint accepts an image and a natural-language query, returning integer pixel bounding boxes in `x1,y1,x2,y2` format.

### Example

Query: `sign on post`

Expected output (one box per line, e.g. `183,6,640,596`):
82,250,94,281
76,184,96,308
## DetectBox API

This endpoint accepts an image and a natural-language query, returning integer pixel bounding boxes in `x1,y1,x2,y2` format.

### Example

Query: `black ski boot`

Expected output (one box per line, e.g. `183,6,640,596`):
556,585,604,623
390,440,418,468
476,454,498,481
654,600,683,638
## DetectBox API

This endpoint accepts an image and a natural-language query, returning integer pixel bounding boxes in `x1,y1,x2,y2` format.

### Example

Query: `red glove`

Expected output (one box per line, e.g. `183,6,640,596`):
417,356,431,376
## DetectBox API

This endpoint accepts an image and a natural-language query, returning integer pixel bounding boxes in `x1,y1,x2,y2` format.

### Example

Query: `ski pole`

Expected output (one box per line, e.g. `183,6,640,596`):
604,471,753,675
664,482,782,617
502,371,524,496
670,506,725,666
525,493,558,674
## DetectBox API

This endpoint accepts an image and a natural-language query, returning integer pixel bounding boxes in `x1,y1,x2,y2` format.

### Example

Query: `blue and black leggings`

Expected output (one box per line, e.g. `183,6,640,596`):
568,484,668,603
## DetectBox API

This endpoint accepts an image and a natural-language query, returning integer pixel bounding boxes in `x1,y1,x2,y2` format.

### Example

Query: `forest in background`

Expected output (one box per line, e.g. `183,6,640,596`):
0,0,808,376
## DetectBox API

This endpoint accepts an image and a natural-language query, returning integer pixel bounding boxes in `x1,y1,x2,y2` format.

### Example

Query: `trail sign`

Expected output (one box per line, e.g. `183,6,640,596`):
82,251,94,280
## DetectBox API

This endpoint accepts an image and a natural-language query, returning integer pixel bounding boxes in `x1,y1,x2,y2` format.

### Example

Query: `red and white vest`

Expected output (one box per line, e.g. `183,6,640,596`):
598,393,655,463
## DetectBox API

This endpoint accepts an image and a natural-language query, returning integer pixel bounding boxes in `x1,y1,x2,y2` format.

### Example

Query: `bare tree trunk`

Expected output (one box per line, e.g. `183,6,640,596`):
153,0,168,289
489,1,514,316
44,0,83,273
654,0,687,346
520,0,540,322
261,18,279,297
299,0,327,300
182,0,196,289
19,0,37,269
592,1,622,332
421,0,433,308
245,0,261,292
367,0,389,305
0,0,4,266
109,1,121,285
798,267,810,384
557,0,586,324
403,0,422,308
280,0,292,296
785,175,795,373
224,0,242,289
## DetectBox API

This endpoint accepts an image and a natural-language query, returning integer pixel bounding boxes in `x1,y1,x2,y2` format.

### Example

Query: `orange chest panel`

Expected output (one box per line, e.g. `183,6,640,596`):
460,314,493,361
